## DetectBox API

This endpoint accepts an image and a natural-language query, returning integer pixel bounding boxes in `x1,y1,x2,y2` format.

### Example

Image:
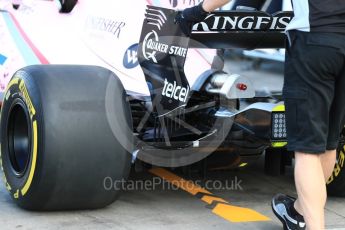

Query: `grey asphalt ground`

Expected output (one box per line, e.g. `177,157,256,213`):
0,57,344,230
1,156,345,230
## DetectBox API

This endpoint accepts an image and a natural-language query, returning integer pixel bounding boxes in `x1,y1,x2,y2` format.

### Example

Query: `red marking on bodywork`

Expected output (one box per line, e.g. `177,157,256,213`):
8,12,49,64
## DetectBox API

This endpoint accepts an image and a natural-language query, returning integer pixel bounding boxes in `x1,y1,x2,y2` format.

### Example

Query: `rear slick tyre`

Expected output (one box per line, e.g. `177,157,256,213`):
0,65,133,210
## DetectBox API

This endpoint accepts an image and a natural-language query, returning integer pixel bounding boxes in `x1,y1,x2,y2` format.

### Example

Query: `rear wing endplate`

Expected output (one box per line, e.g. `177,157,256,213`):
138,6,292,116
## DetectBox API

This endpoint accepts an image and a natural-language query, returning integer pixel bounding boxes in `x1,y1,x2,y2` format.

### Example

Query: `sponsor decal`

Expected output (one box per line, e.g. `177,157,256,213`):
145,7,167,30
85,16,126,38
123,44,139,69
19,80,36,119
162,78,189,103
142,30,188,63
193,14,292,31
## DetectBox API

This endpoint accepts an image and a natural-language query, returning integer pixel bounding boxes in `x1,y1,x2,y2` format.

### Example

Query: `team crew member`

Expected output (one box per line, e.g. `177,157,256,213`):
176,0,345,229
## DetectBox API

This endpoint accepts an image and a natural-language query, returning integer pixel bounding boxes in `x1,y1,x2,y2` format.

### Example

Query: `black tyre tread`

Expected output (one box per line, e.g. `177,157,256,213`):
0,65,132,210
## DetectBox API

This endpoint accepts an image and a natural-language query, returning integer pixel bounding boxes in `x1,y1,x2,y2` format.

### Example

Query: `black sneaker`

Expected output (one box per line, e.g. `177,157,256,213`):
271,194,306,230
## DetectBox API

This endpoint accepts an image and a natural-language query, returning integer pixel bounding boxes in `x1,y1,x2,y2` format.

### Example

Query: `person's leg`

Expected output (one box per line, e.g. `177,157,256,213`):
294,149,336,226
294,152,326,230
273,31,344,230
294,36,345,226
321,150,337,182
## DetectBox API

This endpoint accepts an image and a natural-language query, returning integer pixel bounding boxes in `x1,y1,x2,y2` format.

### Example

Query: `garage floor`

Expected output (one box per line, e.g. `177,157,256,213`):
0,58,345,229
1,156,345,230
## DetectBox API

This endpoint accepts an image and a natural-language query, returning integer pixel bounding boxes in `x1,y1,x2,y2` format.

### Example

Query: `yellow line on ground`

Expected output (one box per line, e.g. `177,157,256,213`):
149,167,270,223
201,195,228,205
149,167,211,196
213,203,270,222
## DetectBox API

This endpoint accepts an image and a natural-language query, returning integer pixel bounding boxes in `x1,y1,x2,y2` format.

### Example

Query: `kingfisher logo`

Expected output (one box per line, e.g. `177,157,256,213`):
123,44,138,69
162,78,189,103
193,13,292,32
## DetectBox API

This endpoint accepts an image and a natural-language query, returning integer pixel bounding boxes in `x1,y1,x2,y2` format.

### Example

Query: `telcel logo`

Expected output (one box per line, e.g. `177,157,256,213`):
162,78,189,103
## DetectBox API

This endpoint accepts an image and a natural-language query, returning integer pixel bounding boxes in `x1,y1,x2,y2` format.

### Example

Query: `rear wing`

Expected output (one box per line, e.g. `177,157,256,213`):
138,6,292,116
190,10,293,49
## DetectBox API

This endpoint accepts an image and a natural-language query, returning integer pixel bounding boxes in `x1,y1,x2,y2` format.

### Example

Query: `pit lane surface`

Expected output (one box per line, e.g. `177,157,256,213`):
0,59,344,230
0,156,344,230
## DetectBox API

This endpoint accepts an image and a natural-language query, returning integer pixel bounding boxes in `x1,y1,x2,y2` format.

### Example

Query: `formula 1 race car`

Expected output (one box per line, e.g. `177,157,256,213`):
0,0,344,211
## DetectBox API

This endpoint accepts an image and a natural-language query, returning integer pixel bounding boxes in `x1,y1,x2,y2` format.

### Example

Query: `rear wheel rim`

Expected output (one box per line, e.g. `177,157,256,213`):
7,99,32,177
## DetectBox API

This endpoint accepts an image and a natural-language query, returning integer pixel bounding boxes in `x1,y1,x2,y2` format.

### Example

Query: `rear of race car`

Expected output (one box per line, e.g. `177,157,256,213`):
130,5,292,170
0,0,344,213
